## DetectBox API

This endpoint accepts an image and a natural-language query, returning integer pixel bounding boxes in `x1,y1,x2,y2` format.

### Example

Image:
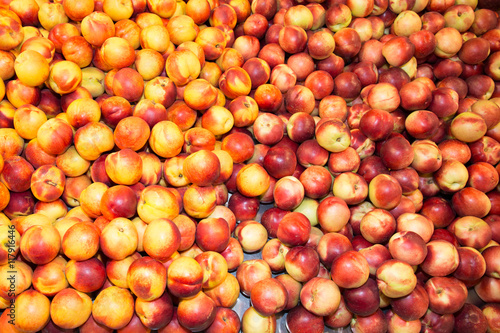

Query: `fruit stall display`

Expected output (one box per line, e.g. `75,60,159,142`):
0,0,500,332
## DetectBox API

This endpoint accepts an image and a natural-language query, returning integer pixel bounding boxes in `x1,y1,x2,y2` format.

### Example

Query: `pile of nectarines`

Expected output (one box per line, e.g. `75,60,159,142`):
1,0,500,332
